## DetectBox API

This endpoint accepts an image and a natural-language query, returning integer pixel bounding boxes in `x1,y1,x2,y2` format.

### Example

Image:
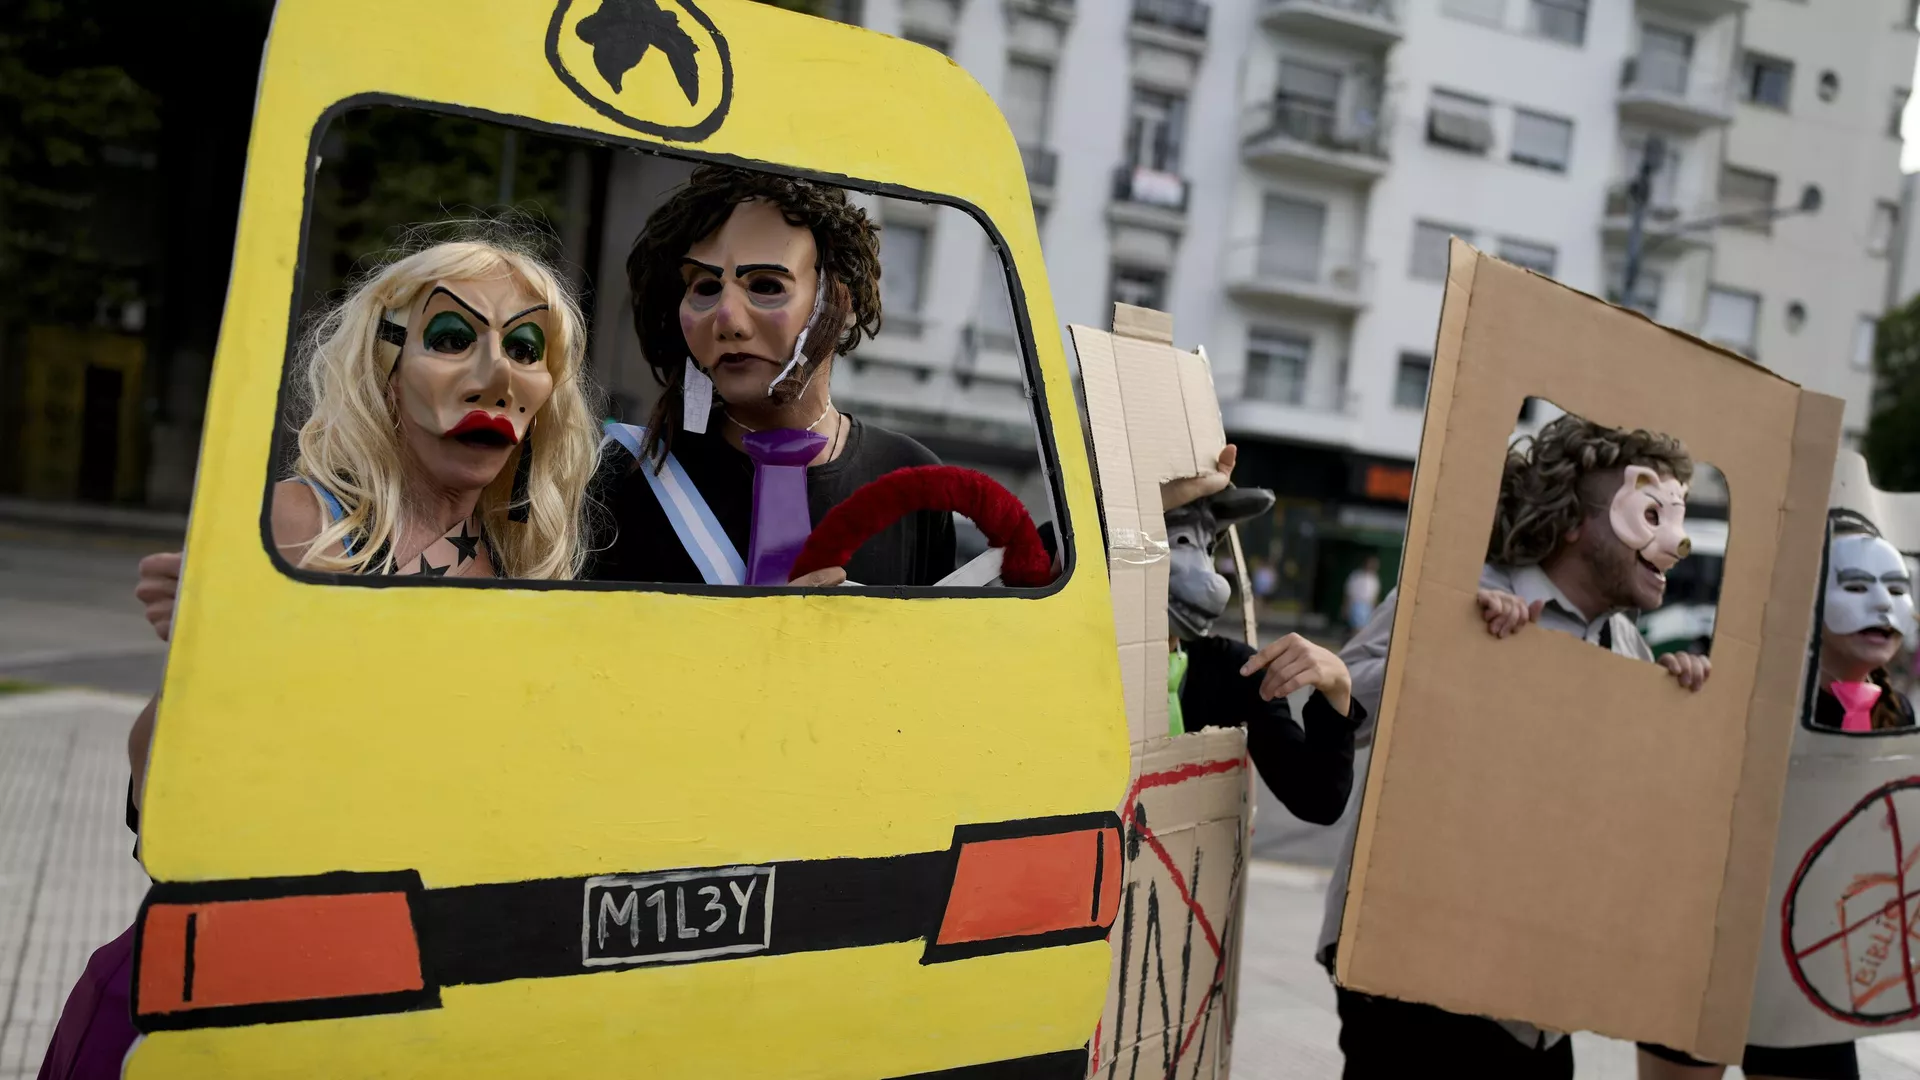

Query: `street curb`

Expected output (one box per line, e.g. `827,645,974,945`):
0,496,188,536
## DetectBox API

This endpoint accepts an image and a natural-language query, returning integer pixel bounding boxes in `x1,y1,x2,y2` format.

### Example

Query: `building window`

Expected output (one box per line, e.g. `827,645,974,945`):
1111,265,1167,311
1411,221,1467,282
1853,315,1879,371
1003,60,1054,150
1443,0,1506,25
1126,88,1187,174
1427,89,1495,154
1498,237,1558,277
879,223,929,320
820,0,864,23
1394,353,1432,410
1617,131,1682,211
904,30,951,55
1529,0,1587,45
1245,328,1310,406
1510,109,1573,172
1633,24,1693,95
1258,194,1328,281
1606,263,1663,319
1719,166,1779,233
1893,88,1911,138
1740,52,1794,109
1273,59,1343,145
978,252,1016,342
1871,200,1901,256
1703,286,1761,356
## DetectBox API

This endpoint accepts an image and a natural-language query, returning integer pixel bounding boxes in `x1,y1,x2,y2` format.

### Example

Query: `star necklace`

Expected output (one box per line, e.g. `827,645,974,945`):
395,516,486,578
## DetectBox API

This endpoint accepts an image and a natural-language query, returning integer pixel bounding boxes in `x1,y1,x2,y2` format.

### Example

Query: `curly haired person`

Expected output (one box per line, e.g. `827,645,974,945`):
1298,412,1712,1079
588,165,956,587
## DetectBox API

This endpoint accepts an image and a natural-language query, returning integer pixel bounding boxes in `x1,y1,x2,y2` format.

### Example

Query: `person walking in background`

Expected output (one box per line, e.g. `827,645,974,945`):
1343,555,1381,635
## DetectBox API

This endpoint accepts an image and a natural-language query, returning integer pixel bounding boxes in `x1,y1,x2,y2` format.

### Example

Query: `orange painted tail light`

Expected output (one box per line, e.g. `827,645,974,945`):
137,890,425,1018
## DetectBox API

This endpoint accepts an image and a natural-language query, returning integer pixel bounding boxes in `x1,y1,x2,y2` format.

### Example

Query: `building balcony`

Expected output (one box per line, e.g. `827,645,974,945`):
1006,0,1075,22
1021,144,1058,203
1599,186,1716,251
1618,57,1733,131
1108,164,1190,232
1637,0,1747,20
1131,0,1210,38
1239,98,1390,183
1222,390,1362,447
1223,242,1371,315
1258,0,1401,49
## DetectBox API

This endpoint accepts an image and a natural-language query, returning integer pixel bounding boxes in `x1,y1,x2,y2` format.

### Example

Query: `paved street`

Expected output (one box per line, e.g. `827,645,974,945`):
0,527,1917,1076
0,525,174,697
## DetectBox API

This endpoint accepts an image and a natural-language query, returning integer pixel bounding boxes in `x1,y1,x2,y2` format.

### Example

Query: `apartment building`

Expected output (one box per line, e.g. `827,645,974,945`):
571,0,1913,618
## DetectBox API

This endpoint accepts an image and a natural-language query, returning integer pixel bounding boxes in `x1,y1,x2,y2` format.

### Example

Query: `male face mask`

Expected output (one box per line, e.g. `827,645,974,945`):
1609,465,1692,572
679,199,828,406
1824,533,1916,639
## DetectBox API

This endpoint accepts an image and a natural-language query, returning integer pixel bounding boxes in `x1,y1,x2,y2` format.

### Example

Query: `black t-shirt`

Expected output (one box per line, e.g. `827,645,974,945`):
1179,635,1364,827
587,416,957,587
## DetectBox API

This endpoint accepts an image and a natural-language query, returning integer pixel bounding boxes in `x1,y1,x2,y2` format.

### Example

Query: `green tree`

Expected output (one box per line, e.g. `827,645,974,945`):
0,0,161,328
1864,294,1920,490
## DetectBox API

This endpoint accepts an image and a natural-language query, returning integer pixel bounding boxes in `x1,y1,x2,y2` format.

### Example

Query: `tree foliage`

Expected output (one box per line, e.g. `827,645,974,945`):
0,0,161,328
1864,294,1920,491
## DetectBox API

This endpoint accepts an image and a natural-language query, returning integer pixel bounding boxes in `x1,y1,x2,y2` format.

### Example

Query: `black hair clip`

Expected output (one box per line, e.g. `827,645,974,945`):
378,319,407,347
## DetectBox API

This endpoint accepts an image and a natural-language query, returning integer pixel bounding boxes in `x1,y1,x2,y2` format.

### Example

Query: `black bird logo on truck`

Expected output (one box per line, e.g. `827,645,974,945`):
574,0,701,103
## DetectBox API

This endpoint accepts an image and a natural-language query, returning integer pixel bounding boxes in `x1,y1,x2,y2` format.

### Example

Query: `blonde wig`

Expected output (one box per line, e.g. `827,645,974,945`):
289,237,600,579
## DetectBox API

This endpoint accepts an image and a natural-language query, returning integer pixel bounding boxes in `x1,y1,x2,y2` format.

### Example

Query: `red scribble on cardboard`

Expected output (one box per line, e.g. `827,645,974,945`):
1089,755,1246,1075
1785,778,1920,1025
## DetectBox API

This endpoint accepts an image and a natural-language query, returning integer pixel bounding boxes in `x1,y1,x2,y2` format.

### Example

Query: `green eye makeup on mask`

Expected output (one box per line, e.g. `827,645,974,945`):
424,311,478,353
503,322,546,364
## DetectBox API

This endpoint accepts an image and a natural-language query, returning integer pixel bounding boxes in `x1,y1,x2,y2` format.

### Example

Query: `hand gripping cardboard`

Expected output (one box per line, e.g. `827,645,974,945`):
1070,306,1253,1079
1749,451,1920,1045
1336,240,1842,1061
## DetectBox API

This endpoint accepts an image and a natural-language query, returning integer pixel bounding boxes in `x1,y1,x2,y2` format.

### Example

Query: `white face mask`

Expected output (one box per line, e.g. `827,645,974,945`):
1824,533,1916,638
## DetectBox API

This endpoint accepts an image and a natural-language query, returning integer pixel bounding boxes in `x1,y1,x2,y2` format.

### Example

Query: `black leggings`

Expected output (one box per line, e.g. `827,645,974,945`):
1636,1040,1858,1079
1336,986,1574,1080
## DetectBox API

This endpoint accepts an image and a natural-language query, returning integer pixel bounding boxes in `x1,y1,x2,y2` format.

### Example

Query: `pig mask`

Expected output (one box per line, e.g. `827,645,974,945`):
1608,465,1692,573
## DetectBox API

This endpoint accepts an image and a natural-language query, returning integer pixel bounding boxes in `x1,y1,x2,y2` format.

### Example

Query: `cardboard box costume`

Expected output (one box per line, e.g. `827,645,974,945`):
1335,240,1842,1062
1069,306,1256,1080
122,2,1155,1076
1749,451,1920,1045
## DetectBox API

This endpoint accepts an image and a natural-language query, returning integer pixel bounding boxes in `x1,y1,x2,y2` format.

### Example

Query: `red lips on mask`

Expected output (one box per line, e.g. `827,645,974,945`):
446,411,519,445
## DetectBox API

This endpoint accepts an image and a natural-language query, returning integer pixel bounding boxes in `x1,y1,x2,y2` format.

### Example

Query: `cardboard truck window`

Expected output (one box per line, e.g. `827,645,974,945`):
130,2,1142,1076
1751,451,1920,1044
1336,239,1842,1062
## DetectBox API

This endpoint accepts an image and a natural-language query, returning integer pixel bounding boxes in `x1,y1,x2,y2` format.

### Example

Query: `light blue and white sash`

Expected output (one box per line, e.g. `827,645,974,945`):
601,422,746,587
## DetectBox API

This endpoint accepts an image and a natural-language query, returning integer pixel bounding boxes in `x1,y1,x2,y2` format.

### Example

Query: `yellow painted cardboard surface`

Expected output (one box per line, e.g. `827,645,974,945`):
131,1,1129,1076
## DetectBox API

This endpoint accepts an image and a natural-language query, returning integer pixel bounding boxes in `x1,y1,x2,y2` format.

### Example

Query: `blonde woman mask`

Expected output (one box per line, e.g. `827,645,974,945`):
277,239,601,580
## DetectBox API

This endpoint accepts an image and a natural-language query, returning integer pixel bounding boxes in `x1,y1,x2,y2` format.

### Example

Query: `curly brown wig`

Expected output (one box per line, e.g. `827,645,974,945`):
1487,411,1694,566
626,165,883,464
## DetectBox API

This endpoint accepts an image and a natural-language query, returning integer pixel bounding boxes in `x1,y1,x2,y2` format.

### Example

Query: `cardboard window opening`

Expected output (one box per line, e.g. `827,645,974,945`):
1337,239,1841,1062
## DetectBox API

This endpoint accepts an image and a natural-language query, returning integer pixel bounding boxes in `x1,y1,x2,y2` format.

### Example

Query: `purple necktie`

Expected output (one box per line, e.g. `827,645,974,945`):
742,428,828,585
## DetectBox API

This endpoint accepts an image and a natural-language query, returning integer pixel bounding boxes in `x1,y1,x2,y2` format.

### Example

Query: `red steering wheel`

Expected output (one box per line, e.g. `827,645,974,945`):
789,465,1054,587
